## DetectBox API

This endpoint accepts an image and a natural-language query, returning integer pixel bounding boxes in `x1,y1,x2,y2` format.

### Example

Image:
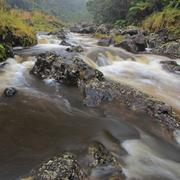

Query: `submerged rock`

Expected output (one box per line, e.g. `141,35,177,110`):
160,61,180,74
97,38,112,46
82,79,179,131
88,142,125,179
3,87,17,97
31,53,179,132
66,45,84,53
60,39,72,46
88,142,117,167
30,152,86,180
48,29,67,40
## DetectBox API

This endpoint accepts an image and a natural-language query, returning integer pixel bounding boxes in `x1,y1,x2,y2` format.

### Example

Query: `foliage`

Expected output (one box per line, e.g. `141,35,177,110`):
6,0,91,23
142,7,180,35
94,33,124,44
0,44,6,62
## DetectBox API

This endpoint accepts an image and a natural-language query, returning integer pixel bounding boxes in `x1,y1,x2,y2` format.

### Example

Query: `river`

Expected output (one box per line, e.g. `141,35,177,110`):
0,32,180,180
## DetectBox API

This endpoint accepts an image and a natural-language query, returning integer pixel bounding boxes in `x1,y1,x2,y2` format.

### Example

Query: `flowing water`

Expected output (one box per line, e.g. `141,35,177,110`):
0,32,180,180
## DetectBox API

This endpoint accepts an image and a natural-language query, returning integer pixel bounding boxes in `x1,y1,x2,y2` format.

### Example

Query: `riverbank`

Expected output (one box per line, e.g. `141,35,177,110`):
70,23,180,59
0,6,64,62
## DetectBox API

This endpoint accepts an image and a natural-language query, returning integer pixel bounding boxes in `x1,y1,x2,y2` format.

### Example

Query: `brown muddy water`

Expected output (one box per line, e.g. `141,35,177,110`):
0,32,180,180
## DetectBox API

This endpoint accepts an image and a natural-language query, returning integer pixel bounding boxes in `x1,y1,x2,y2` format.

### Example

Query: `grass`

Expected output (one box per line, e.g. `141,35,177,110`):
142,7,180,36
0,44,6,62
0,7,64,47
94,33,124,44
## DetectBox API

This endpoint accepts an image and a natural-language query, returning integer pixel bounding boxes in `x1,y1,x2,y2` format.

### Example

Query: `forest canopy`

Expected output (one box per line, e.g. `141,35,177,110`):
6,0,91,22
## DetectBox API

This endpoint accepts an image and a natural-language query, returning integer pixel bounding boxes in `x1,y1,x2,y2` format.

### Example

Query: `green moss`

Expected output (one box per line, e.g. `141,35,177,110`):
112,35,124,44
0,44,6,62
142,7,180,36
94,33,124,44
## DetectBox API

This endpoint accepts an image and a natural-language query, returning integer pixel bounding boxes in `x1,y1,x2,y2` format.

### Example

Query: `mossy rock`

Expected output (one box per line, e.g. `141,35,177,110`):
0,44,6,62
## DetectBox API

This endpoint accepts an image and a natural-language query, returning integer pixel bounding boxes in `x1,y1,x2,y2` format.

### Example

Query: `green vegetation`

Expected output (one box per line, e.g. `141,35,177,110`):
0,44,6,62
7,0,91,23
0,0,64,61
94,33,124,44
87,0,180,35
143,7,180,35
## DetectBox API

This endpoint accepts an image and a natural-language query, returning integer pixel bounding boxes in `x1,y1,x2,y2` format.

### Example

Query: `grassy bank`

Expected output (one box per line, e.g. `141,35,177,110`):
142,7,180,36
0,6,64,62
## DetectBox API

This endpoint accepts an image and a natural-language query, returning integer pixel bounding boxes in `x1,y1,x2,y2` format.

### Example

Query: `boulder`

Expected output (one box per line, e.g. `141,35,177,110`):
70,26,82,33
30,153,86,180
60,39,72,46
160,61,180,74
80,26,96,34
97,38,112,46
115,39,138,53
121,29,139,36
66,45,84,53
96,24,111,34
153,41,180,59
48,29,66,40
115,33,147,53
30,53,103,86
3,87,17,97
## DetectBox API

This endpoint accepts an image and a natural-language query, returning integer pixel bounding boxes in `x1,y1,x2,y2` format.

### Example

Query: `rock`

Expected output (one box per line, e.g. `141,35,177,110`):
82,79,179,131
80,26,96,34
131,33,147,52
30,152,86,180
88,142,125,180
3,87,17,97
31,53,180,132
97,38,112,46
110,28,122,36
48,29,66,40
96,24,111,34
160,61,180,74
70,26,82,33
153,41,180,59
88,142,117,167
70,25,96,34
66,45,84,53
121,29,139,36
115,39,138,53
115,33,147,53
60,40,72,46
30,53,103,86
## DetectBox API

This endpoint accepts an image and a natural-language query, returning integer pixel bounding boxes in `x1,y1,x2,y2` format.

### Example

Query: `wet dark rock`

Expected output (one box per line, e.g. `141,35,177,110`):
160,61,180,74
88,142,125,179
0,62,8,69
153,41,180,59
70,26,82,33
48,29,67,40
88,142,117,167
3,87,17,97
30,53,103,86
82,79,179,131
31,53,179,132
30,152,86,180
66,45,84,53
80,26,96,34
60,40,72,46
115,39,138,53
97,38,112,46
121,29,139,36
96,24,111,34
110,28,123,36
115,33,147,53
131,33,147,52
